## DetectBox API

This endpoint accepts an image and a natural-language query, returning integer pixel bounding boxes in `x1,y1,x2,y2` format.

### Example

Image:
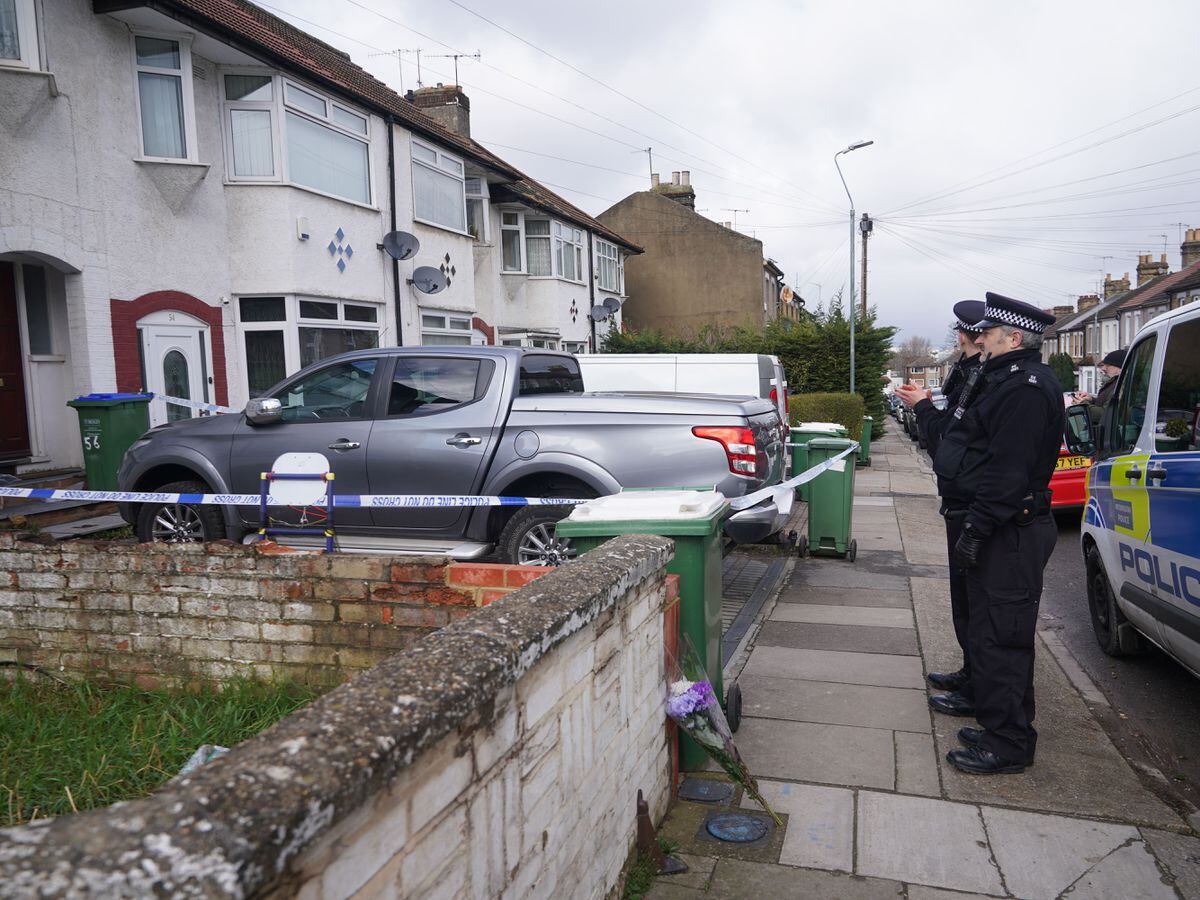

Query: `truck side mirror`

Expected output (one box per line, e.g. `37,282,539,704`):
245,397,283,426
1065,404,1094,456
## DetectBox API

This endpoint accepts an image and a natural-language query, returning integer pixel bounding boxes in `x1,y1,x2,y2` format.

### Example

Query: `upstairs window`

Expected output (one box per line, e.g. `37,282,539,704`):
134,34,195,160
224,73,276,178
412,140,466,232
554,224,584,283
0,0,38,70
525,218,552,276
284,80,370,204
501,211,523,271
596,240,623,293
465,177,489,241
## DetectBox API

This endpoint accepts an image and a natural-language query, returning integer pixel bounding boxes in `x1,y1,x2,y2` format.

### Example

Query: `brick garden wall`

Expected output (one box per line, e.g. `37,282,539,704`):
0,534,550,687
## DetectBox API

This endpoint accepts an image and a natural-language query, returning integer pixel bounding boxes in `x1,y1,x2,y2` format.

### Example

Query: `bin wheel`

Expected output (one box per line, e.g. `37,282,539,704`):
725,682,743,733
847,539,858,563
797,535,809,558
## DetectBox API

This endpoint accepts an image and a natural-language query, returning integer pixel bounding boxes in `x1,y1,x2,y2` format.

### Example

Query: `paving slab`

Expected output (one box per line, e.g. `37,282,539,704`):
791,567,911,591
894,731,941,797
770,604,914,629
739,673,930,733
716,716,895,790
776,585,913,609
702,858,904,899
738,780,854,872
757,620,920,656
853,496,895,506
742,646,926,689
856,793,1004,896
979,805,1137,900
1140,828,1200,899
651,853,717,892
905,889,1003,900
1065,840,1178,900
889,472,938,496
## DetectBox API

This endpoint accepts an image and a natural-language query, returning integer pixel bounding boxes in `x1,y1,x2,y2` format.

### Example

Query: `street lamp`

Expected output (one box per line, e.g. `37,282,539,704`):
834,139,874,393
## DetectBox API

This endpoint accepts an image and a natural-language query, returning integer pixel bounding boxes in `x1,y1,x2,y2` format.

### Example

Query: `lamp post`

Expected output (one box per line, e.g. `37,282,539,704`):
834,139,873,393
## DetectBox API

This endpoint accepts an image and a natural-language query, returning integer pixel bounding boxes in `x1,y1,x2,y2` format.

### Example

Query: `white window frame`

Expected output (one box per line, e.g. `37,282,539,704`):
220,68,282,183
0,0,39,70
131,31,198,163
411,138,468,234
236,295,383,396
596,239,623,293
282,77,372,205
524,216,553,278
553,223,585,284
419,311,474,346
465,177,490,242
500,210,524,273
563,341,587,354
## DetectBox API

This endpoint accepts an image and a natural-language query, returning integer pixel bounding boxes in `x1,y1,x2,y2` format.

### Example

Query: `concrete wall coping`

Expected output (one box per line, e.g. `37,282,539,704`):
0,534,674,899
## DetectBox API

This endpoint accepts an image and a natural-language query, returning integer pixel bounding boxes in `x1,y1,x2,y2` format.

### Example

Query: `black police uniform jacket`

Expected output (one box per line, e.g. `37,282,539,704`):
913,352,982,460
931,348,1065,535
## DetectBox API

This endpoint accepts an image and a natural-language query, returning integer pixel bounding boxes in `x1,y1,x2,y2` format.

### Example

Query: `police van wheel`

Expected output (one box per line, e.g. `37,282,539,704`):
1086,544,1142,657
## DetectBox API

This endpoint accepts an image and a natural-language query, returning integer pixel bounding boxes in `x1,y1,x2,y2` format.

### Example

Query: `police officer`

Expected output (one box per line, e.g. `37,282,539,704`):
895,301,985,703
932,292,1065,775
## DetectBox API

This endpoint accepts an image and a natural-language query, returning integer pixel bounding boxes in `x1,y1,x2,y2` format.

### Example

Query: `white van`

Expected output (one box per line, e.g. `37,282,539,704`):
1067,302,1200,675
576,353,789,425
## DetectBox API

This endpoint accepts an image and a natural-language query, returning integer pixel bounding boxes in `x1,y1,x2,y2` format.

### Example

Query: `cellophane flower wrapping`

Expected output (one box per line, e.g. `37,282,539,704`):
665,634,782,826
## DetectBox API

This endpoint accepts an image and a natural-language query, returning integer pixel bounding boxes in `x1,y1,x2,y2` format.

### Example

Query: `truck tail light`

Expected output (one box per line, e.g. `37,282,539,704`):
693,426,759,476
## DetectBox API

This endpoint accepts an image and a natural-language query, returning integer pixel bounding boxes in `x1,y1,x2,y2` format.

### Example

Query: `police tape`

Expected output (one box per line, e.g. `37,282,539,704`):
0,445,857,512
152,395,240,415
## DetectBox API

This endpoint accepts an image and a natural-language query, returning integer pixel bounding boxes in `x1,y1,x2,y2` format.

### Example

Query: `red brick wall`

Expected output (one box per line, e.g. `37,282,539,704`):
0,535,549,688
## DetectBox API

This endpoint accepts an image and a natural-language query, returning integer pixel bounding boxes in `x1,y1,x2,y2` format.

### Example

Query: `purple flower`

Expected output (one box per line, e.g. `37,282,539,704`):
666,680,717,719
689,681,717,709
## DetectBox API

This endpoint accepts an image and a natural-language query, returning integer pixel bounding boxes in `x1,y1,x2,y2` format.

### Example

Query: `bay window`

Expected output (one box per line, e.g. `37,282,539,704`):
596,239,623,293
134,34,195,161
554,224,584,283
466,177,489,240
525,219,552,276
412,140,467,232
238,296,381,397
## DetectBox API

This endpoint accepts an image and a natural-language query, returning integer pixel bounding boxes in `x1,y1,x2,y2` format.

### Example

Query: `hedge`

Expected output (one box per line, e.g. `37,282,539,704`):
788,393,866,439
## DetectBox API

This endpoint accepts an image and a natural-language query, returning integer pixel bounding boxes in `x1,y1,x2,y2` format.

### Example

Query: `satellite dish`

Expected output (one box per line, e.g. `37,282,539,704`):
602,296,622,314
780,285,795,303
589,305,610,322
409,266,448,294
381,230,420,261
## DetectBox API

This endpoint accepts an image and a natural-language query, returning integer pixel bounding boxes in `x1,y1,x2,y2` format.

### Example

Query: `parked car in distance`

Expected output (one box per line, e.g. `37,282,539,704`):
575,353,789,429
117,348,789,564
1066,301,1200,675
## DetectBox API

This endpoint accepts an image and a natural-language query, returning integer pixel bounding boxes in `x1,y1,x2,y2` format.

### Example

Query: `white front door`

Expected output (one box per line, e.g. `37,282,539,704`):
139,311,211,427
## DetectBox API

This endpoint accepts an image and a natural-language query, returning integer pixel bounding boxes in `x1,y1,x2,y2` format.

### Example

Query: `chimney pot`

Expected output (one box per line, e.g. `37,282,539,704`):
671,171,680,185
1161,253,1167,263
681,170,690,186
651,173,660,187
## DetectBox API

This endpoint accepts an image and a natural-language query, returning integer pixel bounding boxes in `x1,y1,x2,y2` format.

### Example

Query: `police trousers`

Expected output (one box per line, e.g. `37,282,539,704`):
944,515,972,696
965,515,1057,762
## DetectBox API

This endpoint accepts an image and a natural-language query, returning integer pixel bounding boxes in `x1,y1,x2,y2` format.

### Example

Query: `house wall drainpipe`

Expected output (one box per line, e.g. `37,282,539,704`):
386,114,404,346
587,231,597,351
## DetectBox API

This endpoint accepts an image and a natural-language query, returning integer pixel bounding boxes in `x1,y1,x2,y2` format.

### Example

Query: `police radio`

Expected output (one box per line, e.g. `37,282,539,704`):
951,352,992,421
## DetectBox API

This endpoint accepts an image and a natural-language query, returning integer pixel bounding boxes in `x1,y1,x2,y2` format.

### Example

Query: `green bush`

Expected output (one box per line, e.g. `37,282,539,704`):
1048,352,1078,391
603,296,896,435
788,393,866,438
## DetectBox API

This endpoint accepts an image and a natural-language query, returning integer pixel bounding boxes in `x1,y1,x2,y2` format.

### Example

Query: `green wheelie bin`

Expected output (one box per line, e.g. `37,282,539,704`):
858,416,874,467
556,490,735,770
66,393,152,490
806,437,859,561
789,422,846,503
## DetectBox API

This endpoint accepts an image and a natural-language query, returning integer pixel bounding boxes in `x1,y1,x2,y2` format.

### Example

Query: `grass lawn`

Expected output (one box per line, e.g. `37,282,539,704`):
1,673,328,826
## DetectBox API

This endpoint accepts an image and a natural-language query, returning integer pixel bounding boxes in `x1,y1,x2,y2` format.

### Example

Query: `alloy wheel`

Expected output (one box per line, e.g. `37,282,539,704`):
517,522,578,566
151,504,205,543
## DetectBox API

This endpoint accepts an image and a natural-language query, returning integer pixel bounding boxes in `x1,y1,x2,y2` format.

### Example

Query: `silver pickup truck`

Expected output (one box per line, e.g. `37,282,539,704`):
116,347,787,564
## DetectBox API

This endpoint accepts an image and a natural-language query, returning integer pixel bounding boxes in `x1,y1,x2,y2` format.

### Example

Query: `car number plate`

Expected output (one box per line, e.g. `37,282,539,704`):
1055,455,1091,470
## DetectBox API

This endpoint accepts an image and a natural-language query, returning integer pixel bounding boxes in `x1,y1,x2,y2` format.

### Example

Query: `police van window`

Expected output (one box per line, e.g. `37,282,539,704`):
1106,336,1156,456
1154,318,1200,453
519,354,584,395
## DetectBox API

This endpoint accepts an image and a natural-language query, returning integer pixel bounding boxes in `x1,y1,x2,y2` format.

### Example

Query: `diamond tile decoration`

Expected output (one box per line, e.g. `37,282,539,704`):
439,255,455,288
336,227,345,242
327,241,337,256
337,258,346,272
329,228,352,273
345,245,353,259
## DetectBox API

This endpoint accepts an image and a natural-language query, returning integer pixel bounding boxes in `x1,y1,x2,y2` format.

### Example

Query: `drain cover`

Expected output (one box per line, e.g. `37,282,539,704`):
705,812,769,843
678,778,734,803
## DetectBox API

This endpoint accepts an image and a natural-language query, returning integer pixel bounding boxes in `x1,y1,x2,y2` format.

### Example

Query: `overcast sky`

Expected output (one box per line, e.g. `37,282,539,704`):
276,0,1200,344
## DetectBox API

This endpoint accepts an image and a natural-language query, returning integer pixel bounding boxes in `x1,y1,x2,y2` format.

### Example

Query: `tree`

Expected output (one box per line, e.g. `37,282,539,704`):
1048,352,1078,391
890,335,935,374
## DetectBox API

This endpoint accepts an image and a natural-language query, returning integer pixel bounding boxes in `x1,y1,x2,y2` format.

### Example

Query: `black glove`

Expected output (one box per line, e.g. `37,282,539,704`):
953,523,986,569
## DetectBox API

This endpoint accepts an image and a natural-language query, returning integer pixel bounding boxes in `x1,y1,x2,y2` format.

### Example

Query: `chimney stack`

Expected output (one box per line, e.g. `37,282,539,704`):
1136,252,1170,286
405,84,471,137
1077,293,1100,313
1052,305,1075,319
1103,272,1131,300
1182,227,1200,268
650,171,697,209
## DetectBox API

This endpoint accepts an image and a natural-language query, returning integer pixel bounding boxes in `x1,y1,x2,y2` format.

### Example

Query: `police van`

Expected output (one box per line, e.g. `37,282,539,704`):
1066,302,1200,675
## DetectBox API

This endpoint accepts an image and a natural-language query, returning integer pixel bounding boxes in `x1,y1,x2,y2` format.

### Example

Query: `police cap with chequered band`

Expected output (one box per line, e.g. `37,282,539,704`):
974,292,1058,334
952,300,985,333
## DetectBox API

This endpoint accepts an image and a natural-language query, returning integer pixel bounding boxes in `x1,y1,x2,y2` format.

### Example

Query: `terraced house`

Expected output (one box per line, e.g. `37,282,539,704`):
0,0,639,475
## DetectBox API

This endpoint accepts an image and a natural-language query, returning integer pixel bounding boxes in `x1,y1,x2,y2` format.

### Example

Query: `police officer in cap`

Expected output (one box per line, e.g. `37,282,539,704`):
894,299,986,704
931,292,1064,775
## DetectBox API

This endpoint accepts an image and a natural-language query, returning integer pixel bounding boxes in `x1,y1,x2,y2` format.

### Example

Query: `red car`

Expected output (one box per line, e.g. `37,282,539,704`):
1050,443,1090,509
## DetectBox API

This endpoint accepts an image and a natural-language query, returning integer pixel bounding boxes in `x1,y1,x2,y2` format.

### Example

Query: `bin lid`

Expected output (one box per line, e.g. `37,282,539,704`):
68,392,153,406
807,437,856,450
791,422,844,433
558,489,729,536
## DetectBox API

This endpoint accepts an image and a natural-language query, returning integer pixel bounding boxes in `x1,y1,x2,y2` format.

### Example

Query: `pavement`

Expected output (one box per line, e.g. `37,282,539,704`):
649,429,1200,900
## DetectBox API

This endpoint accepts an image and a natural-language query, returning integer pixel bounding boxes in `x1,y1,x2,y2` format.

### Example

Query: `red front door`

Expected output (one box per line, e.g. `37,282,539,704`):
0,263,32,460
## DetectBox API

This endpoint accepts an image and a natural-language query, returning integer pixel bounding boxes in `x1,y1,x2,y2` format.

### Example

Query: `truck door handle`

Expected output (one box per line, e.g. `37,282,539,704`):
446,434,482,447
1146,464,1167,482
1124,465,1142,481
328,439,361,451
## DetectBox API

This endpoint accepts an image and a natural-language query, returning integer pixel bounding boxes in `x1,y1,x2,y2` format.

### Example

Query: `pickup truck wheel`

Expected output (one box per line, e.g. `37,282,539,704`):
135,480,226,545
498,506,576,567
1086,543,1141,656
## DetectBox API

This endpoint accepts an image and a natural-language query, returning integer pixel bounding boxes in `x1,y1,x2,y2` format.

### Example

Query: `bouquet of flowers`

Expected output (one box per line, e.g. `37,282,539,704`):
666,637,782,826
